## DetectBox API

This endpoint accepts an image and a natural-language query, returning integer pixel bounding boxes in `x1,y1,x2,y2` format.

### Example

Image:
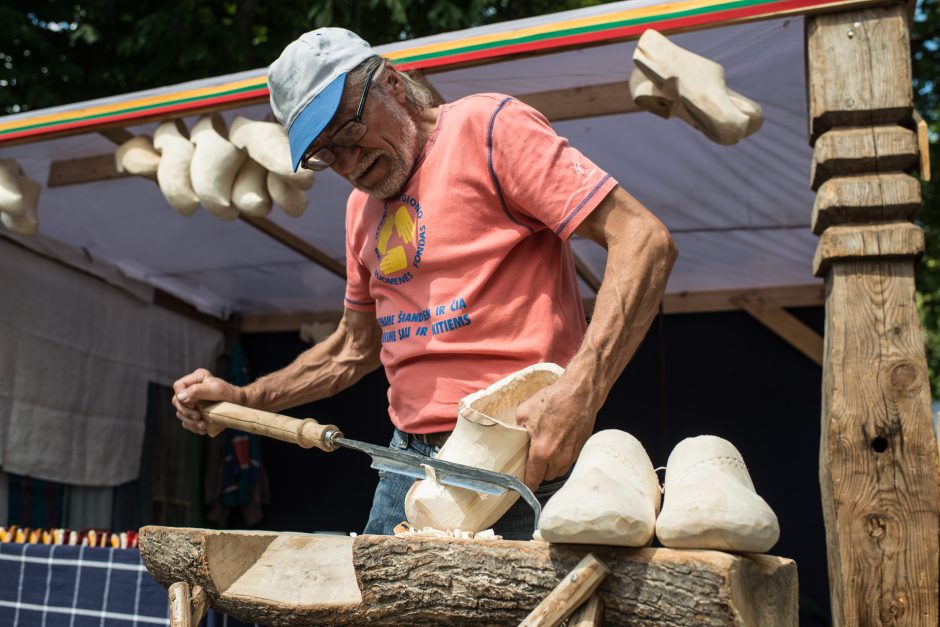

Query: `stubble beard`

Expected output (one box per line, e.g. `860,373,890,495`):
349,103,419,200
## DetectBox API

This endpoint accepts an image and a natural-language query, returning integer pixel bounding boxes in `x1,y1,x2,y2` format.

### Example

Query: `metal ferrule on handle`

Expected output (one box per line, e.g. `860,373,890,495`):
199,401,342,452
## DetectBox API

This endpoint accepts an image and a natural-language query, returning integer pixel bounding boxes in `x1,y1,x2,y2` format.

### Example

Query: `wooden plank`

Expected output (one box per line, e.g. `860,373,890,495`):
572,253,602,293
47,153,130,187
806,5,913,143
519,554,609,627
819,257,940,626
811,126,918,190
732,294,823,365
813,221,924,277
913,110,931,182
811,173,920,235
662,283,825,314
140,527,799,626
98,127,135,145
568,594,604,627
516,81,639,122
238,215,346,280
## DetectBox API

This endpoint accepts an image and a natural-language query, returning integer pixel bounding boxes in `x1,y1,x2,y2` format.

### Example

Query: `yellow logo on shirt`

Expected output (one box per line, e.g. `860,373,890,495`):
373,195,426,286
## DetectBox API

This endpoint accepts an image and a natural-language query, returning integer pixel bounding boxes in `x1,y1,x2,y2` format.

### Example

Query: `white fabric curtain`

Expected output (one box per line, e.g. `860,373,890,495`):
0,238,223,487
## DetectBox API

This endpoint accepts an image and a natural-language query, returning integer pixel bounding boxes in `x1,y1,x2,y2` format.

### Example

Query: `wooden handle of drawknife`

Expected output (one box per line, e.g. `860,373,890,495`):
199,401,341,452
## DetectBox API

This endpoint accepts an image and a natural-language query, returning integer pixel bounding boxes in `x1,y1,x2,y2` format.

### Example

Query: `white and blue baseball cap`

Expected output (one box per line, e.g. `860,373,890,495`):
268,28,376,171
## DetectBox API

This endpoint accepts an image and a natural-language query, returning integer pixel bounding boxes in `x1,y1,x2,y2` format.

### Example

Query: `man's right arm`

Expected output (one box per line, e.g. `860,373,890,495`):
172,308,382,434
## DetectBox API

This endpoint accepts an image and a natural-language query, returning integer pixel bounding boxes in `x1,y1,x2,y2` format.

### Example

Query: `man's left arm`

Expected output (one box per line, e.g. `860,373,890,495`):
516,185,677,490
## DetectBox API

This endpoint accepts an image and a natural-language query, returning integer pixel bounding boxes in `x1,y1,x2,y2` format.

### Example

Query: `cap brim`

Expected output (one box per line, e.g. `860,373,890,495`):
287,72,347,172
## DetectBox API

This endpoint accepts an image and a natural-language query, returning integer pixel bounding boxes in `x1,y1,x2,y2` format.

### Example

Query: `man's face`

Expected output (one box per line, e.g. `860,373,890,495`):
312,75,419,200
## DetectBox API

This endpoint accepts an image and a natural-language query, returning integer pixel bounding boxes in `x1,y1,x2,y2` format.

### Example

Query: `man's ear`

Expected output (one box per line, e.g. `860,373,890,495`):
384,63,407,105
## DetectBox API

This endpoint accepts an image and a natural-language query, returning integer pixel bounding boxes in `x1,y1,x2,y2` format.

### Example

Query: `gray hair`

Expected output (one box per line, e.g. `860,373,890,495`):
346,55,436,112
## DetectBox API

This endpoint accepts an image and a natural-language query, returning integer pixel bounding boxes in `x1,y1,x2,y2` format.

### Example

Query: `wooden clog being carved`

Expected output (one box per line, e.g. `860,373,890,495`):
538,430,660,547
232,159,273,217
190,114,245,220
153,120,200,216
631,30,763,145
115,135,160,179
655,435,780,553
405,363,564,533
267,171,309,218
229,116,315,190
1,174,40,236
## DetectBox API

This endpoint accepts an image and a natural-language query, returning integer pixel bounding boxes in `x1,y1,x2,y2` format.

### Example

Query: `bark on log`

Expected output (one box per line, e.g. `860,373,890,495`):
139,526,797,626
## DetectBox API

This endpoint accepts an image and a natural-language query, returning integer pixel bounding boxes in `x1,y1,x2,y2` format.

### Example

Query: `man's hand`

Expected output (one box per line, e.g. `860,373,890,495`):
171,368,245,435
516,379,596,491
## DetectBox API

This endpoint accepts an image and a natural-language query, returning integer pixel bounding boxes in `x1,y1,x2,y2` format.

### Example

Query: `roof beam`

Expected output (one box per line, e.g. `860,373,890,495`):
516,81,640,122
731,293,823,365
238,215,346,280
47,153,130,187
240,284,826,333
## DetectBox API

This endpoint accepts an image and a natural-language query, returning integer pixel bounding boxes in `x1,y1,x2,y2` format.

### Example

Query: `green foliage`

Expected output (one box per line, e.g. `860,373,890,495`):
0,0,609,114
912,0,940,395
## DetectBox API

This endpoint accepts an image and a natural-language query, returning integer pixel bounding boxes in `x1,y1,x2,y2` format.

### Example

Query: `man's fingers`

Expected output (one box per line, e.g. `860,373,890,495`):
173,368,211,394
524,451,547,492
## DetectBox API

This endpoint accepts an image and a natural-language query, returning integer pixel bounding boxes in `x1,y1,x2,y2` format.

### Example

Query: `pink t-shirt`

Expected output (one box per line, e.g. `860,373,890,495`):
344,94,617,433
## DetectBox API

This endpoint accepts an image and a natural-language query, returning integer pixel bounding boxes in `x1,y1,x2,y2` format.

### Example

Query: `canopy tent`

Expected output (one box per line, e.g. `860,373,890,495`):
0,0,850,322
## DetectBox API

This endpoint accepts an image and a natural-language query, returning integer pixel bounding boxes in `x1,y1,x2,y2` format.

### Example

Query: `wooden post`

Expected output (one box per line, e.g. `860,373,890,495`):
807,4,940,625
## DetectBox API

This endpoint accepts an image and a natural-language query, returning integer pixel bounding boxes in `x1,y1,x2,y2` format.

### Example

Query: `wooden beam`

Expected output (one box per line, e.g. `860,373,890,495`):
516,81,639,122
813,221,924,277
140,527,799,626
807,5,939,624
572,253,601,293
913,110,931,182
238,215,346,280
732,294,823,365
806,5,913,143
811,172,921,235
810,126,918,190
98,127,135,145
47,153,130,187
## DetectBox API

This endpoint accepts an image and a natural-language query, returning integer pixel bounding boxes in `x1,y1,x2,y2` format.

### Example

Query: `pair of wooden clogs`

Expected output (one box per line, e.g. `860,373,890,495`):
405,363,779,553
629,29,763,146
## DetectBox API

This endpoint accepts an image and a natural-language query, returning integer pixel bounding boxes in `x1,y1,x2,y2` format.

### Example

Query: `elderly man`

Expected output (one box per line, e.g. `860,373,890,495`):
172,27,676,538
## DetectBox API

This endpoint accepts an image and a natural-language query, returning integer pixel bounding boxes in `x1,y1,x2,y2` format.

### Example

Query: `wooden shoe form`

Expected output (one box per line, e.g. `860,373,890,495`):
538,430,660,547
405,363,564,533
115,135,160,179
190,114,245,220
655,435,779,553
232,159,273,217
154,120,200,216
1,175,40,236
632,30,762,145
229,116,315,189
267,172,309,218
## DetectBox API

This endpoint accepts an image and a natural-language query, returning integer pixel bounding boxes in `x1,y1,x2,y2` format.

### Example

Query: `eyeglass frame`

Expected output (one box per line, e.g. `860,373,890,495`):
300,63,381,172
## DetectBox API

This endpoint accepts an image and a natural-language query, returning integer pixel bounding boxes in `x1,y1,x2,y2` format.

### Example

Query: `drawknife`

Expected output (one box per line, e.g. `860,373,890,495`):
198,402,541,531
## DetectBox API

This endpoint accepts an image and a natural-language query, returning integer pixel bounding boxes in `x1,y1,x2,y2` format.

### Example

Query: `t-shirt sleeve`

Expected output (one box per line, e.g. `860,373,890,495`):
488,98,617,240
343,195,376,312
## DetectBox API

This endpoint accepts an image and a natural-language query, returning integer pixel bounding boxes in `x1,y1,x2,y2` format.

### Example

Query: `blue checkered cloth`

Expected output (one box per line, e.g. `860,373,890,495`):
0,543,259,626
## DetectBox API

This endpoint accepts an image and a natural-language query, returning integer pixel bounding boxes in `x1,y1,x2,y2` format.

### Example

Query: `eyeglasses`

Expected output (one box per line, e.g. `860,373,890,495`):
300,64,380,172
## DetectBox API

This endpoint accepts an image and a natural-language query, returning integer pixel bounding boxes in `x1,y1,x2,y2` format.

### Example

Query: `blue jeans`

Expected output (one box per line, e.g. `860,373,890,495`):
363,429,568,540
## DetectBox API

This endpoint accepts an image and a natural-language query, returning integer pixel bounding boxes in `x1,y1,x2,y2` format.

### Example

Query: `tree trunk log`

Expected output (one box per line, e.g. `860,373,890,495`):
140,526,797,626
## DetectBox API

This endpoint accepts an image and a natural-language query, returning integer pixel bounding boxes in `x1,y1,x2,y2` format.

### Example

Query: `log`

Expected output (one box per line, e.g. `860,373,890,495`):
811,173,921,235
139,526,798,626
806,5,912,142
810,126,917,190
